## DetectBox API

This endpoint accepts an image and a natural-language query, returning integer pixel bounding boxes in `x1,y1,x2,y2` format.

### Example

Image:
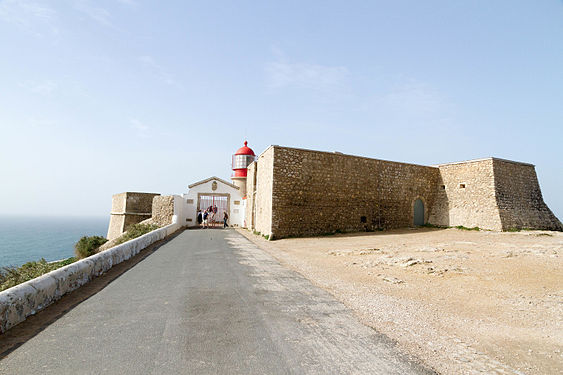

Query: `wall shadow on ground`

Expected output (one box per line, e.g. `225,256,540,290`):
0,229,184,360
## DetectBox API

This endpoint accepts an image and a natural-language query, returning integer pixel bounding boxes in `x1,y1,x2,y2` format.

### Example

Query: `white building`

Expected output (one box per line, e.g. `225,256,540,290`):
106,141,256,239
173,141,256,228
178,176,246,227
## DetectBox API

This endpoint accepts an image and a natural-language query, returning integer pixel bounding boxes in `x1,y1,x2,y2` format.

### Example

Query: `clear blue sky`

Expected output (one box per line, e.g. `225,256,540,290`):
1,1,562,219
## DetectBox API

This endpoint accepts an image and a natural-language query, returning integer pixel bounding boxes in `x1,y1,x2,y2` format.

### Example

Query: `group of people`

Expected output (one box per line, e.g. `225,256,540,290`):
197,205,228,229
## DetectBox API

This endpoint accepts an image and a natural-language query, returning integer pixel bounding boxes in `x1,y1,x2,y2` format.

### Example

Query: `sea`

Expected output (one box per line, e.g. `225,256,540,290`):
0,216,109,268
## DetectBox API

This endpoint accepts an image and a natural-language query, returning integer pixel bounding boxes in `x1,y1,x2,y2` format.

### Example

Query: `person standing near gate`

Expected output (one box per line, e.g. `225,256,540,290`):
202,210,209,229
223,211,229,228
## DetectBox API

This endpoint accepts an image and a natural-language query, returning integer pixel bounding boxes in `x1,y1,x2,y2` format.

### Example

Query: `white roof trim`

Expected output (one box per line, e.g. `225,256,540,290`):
188,176,240,190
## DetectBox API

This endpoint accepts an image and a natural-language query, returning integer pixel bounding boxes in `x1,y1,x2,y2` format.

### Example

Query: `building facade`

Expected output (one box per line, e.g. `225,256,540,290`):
245,146,562,239
106,143,561,241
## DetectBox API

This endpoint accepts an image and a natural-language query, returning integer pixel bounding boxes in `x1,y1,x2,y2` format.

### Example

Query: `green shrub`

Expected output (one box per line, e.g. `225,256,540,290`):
74,236,108,259
114,223,159,245
0,257,77,292
455,225,480,231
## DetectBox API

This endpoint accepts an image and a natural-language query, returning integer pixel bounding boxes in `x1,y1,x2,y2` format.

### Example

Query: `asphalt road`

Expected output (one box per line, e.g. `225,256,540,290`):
0,229,434,374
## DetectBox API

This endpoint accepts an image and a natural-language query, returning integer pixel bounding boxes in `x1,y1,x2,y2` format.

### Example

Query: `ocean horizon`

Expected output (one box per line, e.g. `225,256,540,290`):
0,215,109,268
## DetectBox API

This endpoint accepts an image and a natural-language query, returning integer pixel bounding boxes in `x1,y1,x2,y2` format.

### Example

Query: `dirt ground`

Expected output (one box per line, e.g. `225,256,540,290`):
238,227,563,375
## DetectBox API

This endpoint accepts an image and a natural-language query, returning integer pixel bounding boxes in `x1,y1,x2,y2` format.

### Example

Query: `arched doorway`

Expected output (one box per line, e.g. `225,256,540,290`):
413,199,424,226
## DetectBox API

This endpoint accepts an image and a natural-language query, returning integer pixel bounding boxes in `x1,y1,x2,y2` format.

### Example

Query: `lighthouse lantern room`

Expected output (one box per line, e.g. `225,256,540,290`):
231,141,255,197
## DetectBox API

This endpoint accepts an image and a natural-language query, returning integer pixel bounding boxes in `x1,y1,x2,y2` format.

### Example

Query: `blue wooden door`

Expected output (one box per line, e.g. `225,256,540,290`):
414,199,424,226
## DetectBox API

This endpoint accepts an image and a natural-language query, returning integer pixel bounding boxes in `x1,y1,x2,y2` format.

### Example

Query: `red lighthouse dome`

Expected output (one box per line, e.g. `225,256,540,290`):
232,141,255,178
235,141,255,157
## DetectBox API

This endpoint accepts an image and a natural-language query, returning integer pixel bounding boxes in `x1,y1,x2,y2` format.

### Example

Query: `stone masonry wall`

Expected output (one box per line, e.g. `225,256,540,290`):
150,195,175,227
429,159,503,230
107,193,127,240
245,162,257,229
107,192,160,240
111,192,127,214
248,146,561,237
107,216,126,242
251,147,275,236
268,147,440,239
492,159,563,231
125,192,158,214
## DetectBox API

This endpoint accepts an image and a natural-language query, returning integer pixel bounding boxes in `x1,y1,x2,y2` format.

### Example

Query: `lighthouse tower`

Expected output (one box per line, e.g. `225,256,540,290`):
231,141,256,197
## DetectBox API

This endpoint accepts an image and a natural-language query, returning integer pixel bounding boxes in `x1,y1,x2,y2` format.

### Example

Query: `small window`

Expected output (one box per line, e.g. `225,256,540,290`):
360,216,367,223
186,218,192,222
187,199,194,204
441,185,445,190
234,200,240,205
459,184,465,189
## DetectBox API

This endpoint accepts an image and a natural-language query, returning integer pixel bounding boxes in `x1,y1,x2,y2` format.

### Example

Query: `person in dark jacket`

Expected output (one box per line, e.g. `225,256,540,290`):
197,210,202,226
223,211,229,228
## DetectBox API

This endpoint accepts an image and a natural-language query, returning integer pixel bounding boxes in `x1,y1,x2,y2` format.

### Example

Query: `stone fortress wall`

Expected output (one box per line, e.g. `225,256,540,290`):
492,158,562,231
429,158,502,230
106,146,562,241
107,192,160,240
247,146,562,239
246,146,440,239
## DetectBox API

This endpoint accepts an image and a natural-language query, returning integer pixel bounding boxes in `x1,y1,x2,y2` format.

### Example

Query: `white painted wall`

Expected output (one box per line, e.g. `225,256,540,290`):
180,178,245,227
171,194,184,225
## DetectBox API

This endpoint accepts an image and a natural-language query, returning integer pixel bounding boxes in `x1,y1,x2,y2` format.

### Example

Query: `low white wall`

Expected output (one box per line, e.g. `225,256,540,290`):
0,223,181,334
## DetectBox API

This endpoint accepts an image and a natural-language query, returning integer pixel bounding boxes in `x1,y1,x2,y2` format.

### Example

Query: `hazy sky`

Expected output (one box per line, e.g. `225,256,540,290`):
1,1,562,219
